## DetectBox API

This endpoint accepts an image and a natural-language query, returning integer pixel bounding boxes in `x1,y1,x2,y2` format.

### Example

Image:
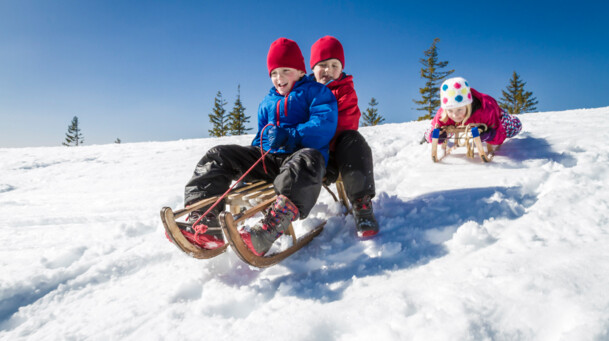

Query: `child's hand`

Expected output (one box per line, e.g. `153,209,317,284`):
479,128,496,142
438,131,447,144
323,166,339,186
268,126,295,149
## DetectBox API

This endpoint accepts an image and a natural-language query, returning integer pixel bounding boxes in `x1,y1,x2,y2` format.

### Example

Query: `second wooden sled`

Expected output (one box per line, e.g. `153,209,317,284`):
431,124,500,163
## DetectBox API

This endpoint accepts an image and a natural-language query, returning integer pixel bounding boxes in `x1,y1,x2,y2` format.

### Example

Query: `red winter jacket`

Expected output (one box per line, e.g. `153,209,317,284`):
323,73,361,150
426,88,506,145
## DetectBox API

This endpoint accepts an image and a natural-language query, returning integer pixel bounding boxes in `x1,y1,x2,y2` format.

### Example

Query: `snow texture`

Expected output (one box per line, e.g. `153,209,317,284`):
1,107,609,340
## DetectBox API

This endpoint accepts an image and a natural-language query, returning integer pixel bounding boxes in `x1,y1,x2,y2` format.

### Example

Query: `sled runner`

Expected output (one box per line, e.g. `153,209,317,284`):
220,197,325,268
431,123,501,163
162,178,349,267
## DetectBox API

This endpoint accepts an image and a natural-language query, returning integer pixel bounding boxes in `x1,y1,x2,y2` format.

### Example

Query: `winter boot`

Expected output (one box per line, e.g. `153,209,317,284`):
352,195,379,238
166,205,225,249
240,195,299,256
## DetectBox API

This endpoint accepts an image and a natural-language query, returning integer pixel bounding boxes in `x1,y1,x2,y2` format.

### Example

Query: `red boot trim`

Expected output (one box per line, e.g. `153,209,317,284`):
180,228,225,250
358,230,378,238
239,231,266,257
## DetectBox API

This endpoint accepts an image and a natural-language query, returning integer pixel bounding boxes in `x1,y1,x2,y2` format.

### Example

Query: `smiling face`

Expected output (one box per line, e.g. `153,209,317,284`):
446,106,468,123
270,67,305,95
312,58,343,84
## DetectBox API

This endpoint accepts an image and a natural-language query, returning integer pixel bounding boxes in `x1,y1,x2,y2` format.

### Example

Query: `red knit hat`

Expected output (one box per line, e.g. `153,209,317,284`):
310,36,345,69
266,38,306,76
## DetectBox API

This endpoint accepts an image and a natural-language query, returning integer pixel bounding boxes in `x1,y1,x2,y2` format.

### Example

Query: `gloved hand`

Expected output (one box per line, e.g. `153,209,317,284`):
479,128,496,142
438,131,448,144
431,128,448,144
267,126,297,150
323,165,339,186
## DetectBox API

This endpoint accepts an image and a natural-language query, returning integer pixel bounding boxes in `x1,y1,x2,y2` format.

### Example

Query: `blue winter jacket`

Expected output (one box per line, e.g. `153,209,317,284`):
251,76,338,164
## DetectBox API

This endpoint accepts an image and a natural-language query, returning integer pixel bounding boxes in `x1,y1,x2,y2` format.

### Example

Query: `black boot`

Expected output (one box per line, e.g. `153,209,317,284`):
186,206,223,241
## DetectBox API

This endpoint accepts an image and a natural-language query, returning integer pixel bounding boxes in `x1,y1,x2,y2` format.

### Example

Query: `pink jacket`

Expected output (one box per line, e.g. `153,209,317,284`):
426,88,506,145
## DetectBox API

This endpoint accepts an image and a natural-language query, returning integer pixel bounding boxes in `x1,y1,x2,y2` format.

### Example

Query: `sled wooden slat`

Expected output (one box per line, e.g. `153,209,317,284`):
242,188,275,201
228,181,272,200
172,196,219,219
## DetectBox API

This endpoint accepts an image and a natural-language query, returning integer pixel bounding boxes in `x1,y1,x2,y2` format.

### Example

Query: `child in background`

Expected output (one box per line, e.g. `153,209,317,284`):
180,38,338,256
309,36,379,238
425,77,522,144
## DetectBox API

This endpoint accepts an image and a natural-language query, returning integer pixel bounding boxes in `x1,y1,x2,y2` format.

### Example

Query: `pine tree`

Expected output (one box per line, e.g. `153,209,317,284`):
62,116,84,146
208,91,229,137
361,97,385,126
227,85,252,135
413,38,454,121
499,71,538,115
115,138,121,144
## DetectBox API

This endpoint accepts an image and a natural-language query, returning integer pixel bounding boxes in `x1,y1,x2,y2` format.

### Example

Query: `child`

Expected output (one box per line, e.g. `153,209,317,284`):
309,36,379,238
425,77,522,144
180,38,338,256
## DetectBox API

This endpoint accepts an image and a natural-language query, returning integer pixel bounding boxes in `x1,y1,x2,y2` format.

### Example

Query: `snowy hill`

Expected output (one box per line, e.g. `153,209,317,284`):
2,107,609,340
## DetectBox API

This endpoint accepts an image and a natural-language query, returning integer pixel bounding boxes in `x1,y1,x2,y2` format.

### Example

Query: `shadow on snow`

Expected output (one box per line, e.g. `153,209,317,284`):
498,133,577,167
215,185,537,302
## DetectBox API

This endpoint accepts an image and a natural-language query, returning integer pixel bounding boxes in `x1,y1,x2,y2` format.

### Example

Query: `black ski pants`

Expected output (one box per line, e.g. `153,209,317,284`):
326,130,376,202
185,145,326,218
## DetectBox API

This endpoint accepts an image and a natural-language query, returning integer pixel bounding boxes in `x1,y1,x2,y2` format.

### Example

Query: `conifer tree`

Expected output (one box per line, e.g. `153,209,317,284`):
361,97,385,126
62,116,84,146
227,85,252,135
413,38,454,120
208,91,229,137
115,138,121,144
499,71,538,114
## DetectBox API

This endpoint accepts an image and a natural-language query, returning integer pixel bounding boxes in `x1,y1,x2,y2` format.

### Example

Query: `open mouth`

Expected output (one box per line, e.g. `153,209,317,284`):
277,82,289,93
320,75,333,83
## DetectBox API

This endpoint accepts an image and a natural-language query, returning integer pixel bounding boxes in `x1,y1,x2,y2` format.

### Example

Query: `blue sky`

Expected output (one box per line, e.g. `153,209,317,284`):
1,0,608,148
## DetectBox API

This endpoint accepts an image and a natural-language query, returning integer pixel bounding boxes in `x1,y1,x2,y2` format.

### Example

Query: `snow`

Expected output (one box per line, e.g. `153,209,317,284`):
2,107,609,340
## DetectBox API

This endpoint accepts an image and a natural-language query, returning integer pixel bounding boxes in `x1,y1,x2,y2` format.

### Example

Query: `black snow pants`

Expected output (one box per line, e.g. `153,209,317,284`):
184,145,326,218
326,130,376,202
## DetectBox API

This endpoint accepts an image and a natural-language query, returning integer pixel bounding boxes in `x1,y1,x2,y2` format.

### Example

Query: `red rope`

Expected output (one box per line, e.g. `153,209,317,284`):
192,94,289,235
192,148,271,236
260,123,275,173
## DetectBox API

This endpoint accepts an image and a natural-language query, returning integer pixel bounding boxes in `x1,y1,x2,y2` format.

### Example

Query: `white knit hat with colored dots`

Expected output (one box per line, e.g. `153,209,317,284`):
440,77,473,109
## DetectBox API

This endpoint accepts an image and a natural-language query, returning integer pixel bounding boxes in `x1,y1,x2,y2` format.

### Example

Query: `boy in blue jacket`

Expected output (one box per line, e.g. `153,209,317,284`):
182,38,338,256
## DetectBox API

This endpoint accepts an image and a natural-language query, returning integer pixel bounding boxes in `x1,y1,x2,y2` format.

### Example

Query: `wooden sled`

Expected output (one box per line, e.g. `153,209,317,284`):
431,124,501,163
162,178,349,267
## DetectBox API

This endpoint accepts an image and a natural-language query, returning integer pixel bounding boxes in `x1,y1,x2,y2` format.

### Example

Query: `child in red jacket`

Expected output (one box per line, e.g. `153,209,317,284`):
425,77,522,144
309,36,379,238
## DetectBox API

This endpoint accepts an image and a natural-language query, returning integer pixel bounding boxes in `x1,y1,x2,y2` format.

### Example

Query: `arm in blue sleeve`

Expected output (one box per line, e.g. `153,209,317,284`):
296,85,338,150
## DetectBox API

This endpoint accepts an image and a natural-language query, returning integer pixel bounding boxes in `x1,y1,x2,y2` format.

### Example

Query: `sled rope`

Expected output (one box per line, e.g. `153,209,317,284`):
260,123,275,174
193,94,288,237
192,148,271,237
